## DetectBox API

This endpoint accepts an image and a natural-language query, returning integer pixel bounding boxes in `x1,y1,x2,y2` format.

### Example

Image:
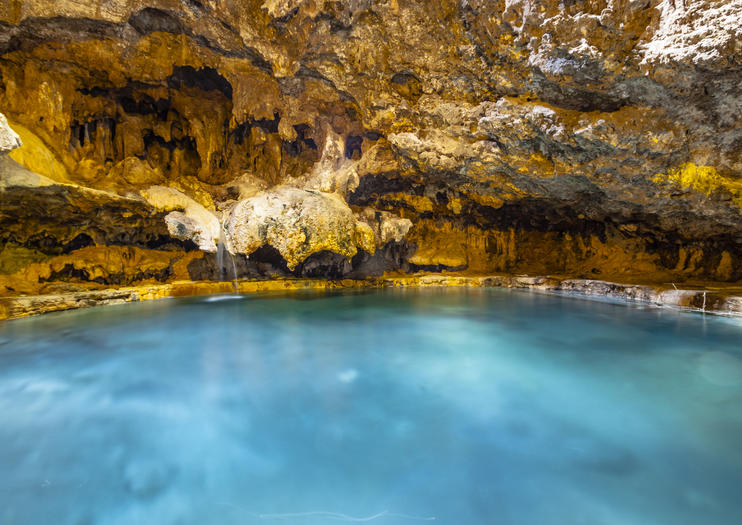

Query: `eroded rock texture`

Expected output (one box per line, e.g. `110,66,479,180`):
1,0,741,294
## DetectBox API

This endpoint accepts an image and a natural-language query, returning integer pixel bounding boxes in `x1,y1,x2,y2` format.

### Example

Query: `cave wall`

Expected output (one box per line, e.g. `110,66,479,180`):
1,0,740,295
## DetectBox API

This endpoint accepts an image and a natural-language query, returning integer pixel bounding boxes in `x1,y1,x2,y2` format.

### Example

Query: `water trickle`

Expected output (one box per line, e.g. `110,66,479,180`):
216,233,226,282
217,228,239,290
229,251,238,285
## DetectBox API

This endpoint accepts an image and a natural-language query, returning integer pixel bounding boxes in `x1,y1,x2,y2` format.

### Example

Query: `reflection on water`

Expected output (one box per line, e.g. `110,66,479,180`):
1,288,742,524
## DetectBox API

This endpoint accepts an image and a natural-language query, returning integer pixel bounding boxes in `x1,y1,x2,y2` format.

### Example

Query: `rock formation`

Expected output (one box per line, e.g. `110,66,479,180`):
1,0,740,296
225,186,375,269
0,112,21,153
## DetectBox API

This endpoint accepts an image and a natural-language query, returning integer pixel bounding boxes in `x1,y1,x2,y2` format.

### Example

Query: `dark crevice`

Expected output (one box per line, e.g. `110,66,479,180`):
391,72,418,85
187,240,418,281
349,174,423,205
62,233,95,254
533,76,628,112
43,264,90,283
184,0,206,14
77,85,174,121
295,251,352,278
142,235,198,252
390,71,423,100
42,264,173,285
461,197,609,241
347,241,416,278
167,66,233,99
230,117,285,171
248,245,292,275
69,118,116,149
259,111,281,134
269,6,300,33
282,123,318,157
345,135,363,160
143,131,197,153
312,10,354,33
409,262,468,273
364,130,384,141
231,112,281,144
120,94,172,117
296,65,335,84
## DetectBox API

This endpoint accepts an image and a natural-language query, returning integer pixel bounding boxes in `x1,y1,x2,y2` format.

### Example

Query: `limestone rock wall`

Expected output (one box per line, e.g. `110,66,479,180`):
1,0,741,294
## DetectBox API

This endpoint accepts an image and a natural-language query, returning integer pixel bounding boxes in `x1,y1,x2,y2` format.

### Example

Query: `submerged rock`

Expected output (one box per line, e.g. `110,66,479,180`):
123,460,176,499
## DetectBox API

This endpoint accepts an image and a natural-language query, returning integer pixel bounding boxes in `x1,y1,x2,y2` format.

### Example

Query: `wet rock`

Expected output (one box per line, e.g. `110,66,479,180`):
186,251,265,281
347,240,416,278
296,250,353,278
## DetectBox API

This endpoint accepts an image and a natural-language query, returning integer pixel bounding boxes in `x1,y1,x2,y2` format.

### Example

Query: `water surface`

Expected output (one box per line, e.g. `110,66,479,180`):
1,288,742,524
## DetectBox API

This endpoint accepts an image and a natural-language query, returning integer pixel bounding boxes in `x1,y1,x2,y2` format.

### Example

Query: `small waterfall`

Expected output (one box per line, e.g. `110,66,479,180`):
216,234,226,282
217,228,239,291
228,248,238,287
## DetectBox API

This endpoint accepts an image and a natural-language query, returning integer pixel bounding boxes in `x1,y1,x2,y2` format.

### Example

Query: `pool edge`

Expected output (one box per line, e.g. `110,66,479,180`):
2,274,741,320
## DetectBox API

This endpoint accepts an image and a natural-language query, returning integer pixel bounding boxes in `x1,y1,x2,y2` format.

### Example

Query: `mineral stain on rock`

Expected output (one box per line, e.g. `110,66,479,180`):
0,0,740,302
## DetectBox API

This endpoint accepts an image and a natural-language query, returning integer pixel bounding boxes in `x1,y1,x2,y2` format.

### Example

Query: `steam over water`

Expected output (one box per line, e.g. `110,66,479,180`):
1,288,742,524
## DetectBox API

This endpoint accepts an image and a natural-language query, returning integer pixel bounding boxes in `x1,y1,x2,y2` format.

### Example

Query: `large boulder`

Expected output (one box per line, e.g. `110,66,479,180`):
225,186,375,269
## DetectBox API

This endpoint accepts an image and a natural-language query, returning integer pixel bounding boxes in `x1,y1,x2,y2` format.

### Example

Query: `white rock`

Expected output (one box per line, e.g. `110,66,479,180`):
0,113,22,154
140,186,220,252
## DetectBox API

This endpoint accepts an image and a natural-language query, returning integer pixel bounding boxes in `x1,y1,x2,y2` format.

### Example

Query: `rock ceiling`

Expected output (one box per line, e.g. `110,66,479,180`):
1,0,741,295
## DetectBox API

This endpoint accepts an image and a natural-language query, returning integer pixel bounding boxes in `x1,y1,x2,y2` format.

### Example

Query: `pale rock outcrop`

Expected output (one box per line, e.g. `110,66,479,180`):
356,208,413,248
641,0,742,66
226,173,270,200
109,157,165,186
261,0,312,19
225,186,375,269
0,112,21,154
140,186,220,252
302,127,360,196
0,156,56,190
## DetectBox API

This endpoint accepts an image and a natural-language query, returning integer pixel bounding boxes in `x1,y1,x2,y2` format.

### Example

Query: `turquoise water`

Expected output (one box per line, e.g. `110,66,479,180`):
1,288,742,525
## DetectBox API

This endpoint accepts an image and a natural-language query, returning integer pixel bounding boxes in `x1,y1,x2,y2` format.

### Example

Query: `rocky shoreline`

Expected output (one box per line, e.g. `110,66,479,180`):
2,274,741,321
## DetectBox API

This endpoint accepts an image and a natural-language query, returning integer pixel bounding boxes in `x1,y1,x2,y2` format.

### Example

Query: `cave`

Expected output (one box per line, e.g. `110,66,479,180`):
1,1,741,522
